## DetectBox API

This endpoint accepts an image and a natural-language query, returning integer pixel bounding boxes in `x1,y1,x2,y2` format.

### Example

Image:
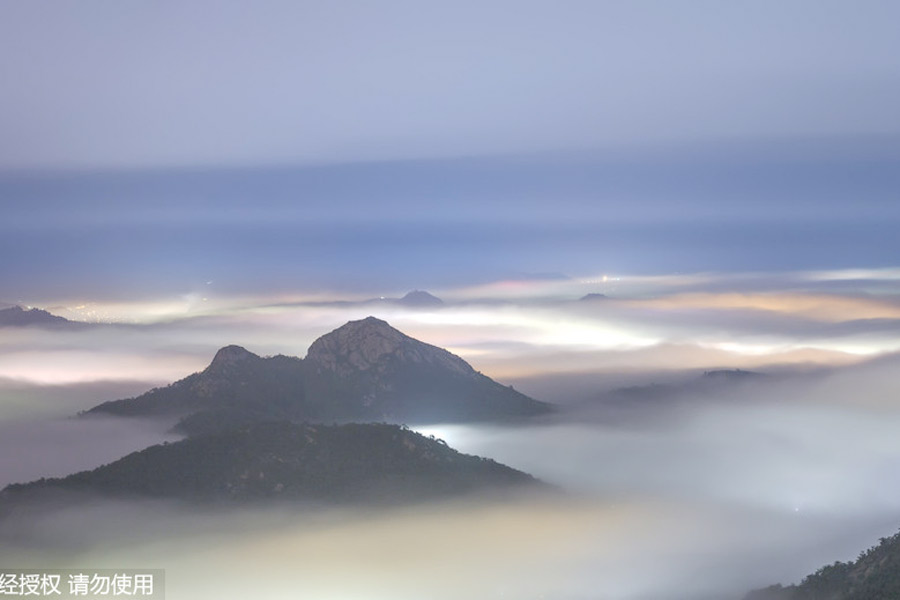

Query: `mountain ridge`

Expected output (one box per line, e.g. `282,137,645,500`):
746,529,900,600
0,305,87,329
84,317,553,434
1,422,544,506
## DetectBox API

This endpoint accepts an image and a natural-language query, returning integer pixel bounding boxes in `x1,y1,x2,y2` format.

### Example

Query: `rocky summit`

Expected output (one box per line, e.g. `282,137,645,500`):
306,316,471,378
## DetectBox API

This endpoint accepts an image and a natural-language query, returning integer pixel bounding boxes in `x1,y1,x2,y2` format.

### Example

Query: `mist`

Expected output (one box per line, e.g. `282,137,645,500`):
4,334,900,598
0,378,180,488
5,267,899,388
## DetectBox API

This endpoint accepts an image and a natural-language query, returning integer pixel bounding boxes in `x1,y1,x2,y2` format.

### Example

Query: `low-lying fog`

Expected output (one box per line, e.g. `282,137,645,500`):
4,356,900,599
0,380,180,488
4,275,900,599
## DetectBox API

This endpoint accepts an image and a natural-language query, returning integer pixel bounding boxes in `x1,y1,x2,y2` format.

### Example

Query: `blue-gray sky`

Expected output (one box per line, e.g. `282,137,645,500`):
2,0,899,170
1,1,899,300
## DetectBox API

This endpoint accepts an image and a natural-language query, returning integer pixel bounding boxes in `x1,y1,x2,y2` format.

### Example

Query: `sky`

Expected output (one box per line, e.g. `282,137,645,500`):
2,0,900,304
3,3,900,599
1,1,899,171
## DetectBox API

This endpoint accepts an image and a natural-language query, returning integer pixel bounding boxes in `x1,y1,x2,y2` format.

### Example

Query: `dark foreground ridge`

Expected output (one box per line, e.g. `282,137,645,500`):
746,530,900,600
84,316,553,435
2,422,543,505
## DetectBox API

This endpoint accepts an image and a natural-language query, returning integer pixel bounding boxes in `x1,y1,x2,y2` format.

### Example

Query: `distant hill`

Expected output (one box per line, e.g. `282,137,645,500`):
586,368,768,412
579,293,608,301
0,306,86,329
702,368,764,382
1,422,542,505
84,317,553,435
746,530,900,600
396,290,444,307
364,290,444,307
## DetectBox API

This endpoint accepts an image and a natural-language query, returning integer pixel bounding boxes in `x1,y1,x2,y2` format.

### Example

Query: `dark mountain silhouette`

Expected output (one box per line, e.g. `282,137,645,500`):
84,317,553,435
85,345,307,433
746,530,900,600
579,293,608,301
0,306,86,329
1,422,542,505
582,369,769,416
396,290,444,307
363,290,444,307
616,368,764,398
302,316,549,423
702,368,763,381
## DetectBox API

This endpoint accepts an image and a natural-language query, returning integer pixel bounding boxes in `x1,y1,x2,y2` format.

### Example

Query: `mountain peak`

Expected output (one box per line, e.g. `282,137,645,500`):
328,316,404,350
398,290,444,307
357,315,391,327
306,316,472,377
208,345,259,368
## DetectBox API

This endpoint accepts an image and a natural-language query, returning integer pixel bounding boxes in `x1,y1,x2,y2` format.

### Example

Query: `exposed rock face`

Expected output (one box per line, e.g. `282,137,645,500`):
303,317,551,423
306,316,470,377
208,344,258,368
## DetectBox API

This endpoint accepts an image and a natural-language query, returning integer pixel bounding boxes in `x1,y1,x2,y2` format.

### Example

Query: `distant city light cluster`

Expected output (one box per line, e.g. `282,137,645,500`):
69,304,121,324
